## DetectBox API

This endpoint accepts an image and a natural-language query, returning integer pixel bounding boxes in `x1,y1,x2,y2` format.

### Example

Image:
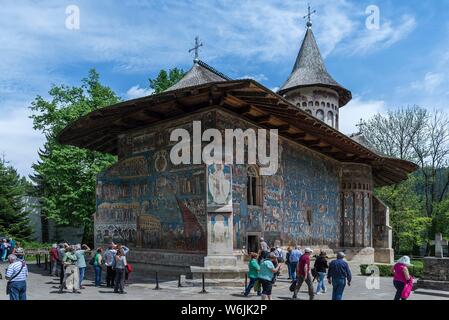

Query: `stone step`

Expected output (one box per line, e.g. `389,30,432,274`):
414,288,449,298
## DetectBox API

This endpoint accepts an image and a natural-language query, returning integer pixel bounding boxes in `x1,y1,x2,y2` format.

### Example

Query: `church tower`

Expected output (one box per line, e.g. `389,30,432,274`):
278,7,351,130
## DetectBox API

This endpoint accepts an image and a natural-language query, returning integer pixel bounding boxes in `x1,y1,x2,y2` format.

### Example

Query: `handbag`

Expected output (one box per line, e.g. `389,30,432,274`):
401,277,414,299
126,263,133,273
254,279,261,292
6,262,25,295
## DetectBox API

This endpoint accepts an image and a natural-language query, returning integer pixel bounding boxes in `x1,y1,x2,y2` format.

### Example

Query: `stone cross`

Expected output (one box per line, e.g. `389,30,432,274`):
303,3,316,28
189,36,203,63
430,233,448,258
355,119,365,134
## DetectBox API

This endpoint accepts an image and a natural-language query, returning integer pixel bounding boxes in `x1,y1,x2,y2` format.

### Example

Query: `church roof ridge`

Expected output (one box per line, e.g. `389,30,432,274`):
278,27,352,106
164,59,231,92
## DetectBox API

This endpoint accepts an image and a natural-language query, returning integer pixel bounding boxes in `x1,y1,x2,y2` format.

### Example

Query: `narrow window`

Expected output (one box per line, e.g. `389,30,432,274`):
247,166,262,206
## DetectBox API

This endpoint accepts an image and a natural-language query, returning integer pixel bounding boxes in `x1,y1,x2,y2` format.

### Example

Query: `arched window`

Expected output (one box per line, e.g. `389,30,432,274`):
327,103,331,108
335,114,339,129
316,109,325,121
327,111,334,127
302,102,307,108
315,101,320,107
321,102,326,107
308,101,313,107
247,166,262,206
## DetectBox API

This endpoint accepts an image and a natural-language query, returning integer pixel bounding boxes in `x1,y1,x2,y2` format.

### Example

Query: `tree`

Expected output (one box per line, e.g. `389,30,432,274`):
29,70,118,243
149,68,185,94
0,156,32,241
361,106,449,252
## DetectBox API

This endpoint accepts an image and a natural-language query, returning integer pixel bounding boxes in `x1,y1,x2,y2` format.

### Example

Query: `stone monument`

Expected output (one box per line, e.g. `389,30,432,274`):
417,233,449,291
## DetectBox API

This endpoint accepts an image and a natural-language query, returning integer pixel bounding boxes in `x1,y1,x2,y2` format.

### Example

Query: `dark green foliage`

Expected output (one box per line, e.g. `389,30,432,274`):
29,70,118,241
360,262,423,278
149,68,185,94
0,158,32,241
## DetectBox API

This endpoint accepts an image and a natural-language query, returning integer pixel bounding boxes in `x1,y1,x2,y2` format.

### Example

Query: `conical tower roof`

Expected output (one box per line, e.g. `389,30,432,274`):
165,60,231,92
278,28,352,107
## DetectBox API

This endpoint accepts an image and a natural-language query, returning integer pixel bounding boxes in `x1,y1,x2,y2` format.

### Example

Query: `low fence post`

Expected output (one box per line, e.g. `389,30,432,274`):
44,254,48,271
178,274,183,288
199,273,207,294
153,272,160,290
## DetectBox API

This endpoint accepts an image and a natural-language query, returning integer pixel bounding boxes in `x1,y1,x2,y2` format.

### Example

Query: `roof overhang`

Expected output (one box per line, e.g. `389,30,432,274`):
58,79,417,187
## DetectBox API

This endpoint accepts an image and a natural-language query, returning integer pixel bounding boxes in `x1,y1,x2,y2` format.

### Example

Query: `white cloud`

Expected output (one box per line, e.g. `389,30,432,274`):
340,15,416,55
339,97,386,134
411,72,446,94
126,85,154,99
0,103,45,178
240,74,268,82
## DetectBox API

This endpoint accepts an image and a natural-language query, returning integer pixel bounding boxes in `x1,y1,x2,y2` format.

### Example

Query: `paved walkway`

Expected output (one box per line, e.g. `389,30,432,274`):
0,262,447,300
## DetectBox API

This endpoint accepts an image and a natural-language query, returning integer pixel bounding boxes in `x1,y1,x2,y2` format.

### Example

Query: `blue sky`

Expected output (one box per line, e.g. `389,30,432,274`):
1,0,449,177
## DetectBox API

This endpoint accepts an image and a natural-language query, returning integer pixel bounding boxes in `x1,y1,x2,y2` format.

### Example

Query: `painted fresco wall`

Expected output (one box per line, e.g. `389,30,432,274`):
95,111,217,254
216,109,341,249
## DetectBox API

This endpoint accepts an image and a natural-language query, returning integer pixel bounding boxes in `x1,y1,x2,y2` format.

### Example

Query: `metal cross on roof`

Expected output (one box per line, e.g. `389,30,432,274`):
189,36,203,63
303,3,316,28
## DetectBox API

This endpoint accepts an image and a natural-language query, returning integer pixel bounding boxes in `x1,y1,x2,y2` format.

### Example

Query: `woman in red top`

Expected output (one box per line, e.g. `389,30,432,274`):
49,244,59,277
392,256,412,300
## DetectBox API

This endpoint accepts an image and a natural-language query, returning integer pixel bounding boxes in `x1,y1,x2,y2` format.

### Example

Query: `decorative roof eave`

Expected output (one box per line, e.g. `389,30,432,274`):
278,83,352,107
57,79,417,187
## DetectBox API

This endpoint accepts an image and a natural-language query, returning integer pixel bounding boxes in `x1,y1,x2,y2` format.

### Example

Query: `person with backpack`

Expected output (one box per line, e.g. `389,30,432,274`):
392,256,413,300
314,251,329,295
285,247,292,280
60,246,80,294
5,249,28,300
92,248,103,287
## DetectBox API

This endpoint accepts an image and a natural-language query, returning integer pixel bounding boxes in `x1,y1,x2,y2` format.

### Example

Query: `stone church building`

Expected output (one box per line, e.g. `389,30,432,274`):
59,19,416,272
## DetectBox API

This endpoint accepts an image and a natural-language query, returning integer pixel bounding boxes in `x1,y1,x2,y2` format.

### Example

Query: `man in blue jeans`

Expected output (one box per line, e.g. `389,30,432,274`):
288,246,302,281
327,252,352,300
5,249,28,301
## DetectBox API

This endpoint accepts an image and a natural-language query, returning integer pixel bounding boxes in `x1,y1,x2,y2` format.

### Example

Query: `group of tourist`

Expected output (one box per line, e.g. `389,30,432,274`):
244,238,415,301
50,242,131,295
0,238,17,262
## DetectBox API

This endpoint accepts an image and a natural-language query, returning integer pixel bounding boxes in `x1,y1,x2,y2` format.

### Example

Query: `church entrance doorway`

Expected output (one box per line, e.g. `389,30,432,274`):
246,233,260,254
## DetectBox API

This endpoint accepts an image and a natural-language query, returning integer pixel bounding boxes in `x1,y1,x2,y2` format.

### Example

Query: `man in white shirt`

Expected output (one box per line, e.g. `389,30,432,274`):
104,243,117,288
5,249,28,301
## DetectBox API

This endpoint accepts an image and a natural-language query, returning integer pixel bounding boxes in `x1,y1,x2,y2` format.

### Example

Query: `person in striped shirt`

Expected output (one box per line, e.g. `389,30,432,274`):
5,248,28,301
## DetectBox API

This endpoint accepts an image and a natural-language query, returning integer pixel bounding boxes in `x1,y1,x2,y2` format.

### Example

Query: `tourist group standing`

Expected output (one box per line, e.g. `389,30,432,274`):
49,242,130,294
0,238,17,262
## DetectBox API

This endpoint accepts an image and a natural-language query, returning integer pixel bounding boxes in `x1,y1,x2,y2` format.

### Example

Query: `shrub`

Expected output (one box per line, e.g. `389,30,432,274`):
360,263,423,278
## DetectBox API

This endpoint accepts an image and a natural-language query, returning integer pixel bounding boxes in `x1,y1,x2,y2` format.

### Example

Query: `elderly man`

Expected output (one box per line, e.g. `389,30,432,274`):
259,238,269,259
59,246,80,294
5,248,28,300
327,252,352,300
292,248,314,300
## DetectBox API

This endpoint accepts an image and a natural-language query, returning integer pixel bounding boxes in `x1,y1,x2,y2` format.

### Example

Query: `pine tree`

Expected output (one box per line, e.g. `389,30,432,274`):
0,158,32,240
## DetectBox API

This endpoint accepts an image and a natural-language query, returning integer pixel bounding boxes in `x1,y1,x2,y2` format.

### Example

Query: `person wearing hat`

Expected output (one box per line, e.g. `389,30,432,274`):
292,248,314,300
392,256,412,300
5,248,28,300
314,251,329,295
327,252,352,300
259,238,269,260
258,252,281,300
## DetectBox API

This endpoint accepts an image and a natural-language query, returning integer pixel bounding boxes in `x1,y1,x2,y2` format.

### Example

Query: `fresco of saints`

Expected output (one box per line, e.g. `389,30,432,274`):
208,164,231,205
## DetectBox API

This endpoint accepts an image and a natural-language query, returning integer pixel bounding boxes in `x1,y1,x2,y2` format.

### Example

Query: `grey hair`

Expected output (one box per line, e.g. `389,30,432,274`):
337,252,346,259
8,254,17,262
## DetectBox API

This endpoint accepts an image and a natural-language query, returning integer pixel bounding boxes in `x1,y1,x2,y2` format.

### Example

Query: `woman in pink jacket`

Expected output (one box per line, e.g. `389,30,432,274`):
392,256,413,300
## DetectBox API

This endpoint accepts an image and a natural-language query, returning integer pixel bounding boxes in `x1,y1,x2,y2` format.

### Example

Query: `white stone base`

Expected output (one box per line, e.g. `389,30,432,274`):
204,255,237,268
374,248,394,264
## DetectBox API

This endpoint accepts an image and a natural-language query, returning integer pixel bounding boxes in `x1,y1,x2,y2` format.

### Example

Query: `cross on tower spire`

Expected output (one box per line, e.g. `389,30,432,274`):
355,119,366,134
303,3,316,28
189,36,203,63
